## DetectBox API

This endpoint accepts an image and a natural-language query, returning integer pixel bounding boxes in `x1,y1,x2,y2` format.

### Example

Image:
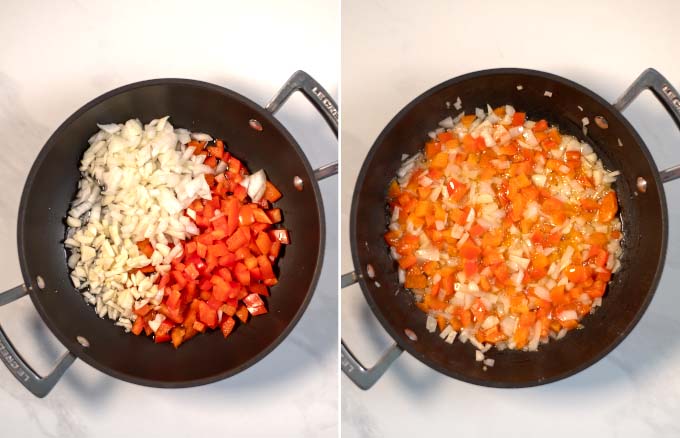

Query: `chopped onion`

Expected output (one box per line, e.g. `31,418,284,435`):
247,169,267,202
533,286,551,301
190,132,213,142
415,246,440,262
558,310,578,321
426,315,437,333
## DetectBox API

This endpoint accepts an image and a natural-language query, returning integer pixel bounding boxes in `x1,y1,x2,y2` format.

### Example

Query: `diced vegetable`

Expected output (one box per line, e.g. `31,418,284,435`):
384,106,622,358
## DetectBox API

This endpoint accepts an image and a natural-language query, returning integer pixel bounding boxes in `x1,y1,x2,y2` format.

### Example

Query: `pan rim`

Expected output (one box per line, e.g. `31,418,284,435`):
17,77,326,388
349,67,668,388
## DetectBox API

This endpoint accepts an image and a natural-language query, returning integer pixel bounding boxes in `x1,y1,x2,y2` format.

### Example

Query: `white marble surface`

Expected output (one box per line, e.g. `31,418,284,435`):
341,1,680,436
0,1,338,436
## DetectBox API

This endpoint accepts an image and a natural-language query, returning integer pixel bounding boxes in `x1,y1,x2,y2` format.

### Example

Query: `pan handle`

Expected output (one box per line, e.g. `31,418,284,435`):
0,285,76,398
266,71,338,181
340,271,403,390
614,68,680,183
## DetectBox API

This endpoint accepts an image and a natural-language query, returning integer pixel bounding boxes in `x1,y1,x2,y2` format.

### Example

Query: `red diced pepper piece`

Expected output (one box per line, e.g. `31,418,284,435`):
220,316,236,338
249,283,269,296
235,305,249,323
244,293,267,316
218,252,237,267
263,181,282,202
184,263,200,280
266,208,282,224
234,262,251,285
166,288,182,310
270,229,290,245
257,255,275,280
255,232,272,256
154,320,175,343
198,301,218,328
252,207,272,224
227,227,251,251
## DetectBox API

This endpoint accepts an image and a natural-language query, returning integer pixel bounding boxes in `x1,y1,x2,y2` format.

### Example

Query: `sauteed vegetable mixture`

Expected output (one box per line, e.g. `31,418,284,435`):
385,105,622,363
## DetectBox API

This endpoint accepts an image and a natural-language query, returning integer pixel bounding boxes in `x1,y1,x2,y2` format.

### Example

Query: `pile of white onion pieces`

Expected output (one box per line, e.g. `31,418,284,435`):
64,117,216,331
392,104,623,362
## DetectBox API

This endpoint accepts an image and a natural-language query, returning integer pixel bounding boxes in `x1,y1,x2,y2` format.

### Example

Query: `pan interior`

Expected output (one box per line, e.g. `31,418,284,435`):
18,79,323,387
351,69,667,387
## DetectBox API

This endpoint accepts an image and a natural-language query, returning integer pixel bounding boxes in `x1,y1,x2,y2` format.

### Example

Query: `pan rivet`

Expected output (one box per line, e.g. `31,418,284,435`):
248,119,263,132
594,116,609,129
404,328,418,341
36,276,45,290
76,336,90,348
636,177,647,193
293,176,304,191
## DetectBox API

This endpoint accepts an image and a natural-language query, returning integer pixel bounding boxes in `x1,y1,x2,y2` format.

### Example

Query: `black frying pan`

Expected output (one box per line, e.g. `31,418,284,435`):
0,71,337,397
342,68,679,389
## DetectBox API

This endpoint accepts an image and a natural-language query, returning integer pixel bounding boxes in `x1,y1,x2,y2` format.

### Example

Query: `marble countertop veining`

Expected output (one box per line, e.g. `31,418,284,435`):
341,0,680,437
0,1,338,437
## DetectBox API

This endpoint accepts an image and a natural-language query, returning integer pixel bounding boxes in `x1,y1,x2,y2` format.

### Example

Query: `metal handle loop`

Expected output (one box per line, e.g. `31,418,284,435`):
615,68,680,183
0,285,75,397
266,70,338,181
340,271,403,390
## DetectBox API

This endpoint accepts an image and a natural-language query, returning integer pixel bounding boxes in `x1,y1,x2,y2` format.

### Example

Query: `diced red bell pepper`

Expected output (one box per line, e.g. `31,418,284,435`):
137,239,154,258
212,215,228,233
193,320,206,333
252,208,272,224
239,204,255,226
270,241,281,259
154,320,175,343
197,233,215,246
220,316,236,338
460,240,482,259
171,327,186,349
244,293,267,316
185,241,197,255
257,255,275,280
199,278,213,291
222,299,238,316
235,305,249,323
198,301,218,329
270,229,290,245
159,304,184,324
249,283,269,296
172,270,187,288
228,156,242,174
251,223,270,234
166,288,182,310
196,241,208,258
255,232,272,256
131,316,145,335
208,241,229,258
244,256,258,270
134,303,152,317
263,181,282,202
207,296,223,310
267,208,282,224
184,263,200,280
234,246,251,261
227,227,250,251
234,262,251,285
228,282,246,300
